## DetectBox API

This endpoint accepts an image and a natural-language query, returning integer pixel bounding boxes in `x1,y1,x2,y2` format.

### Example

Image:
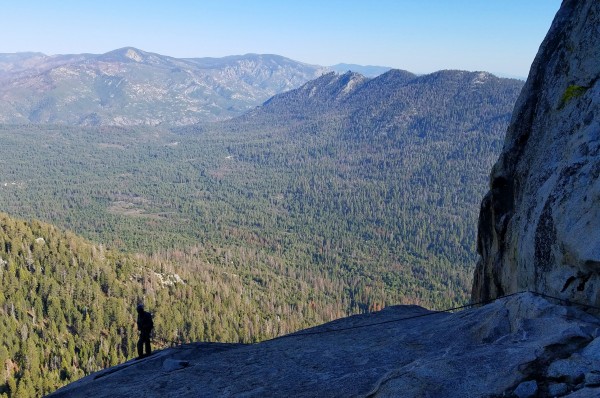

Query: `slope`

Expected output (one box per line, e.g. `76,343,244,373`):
0,213,356,396
196,68,524,305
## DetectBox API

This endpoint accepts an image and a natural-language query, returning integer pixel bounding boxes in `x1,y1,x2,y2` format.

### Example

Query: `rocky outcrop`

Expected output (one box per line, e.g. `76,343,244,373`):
472,0,600,307
46,293,600,397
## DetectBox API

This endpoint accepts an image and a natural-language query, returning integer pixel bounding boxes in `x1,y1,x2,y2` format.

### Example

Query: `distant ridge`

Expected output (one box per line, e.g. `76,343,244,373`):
243,68,523,137
330,63,392,77
0,48,524,127
0,48,328,126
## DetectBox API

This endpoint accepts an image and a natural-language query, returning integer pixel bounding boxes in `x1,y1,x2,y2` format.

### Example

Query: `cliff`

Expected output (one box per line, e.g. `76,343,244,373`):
472,0,600,307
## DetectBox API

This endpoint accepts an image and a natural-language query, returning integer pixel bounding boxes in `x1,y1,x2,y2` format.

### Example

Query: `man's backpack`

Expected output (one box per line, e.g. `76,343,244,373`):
140,311,153,332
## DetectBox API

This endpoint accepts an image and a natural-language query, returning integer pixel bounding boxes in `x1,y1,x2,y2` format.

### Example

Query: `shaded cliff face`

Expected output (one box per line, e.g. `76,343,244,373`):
472,0,600,305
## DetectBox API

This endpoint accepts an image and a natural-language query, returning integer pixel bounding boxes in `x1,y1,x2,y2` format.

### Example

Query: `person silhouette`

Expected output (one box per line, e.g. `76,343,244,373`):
136,304,154,358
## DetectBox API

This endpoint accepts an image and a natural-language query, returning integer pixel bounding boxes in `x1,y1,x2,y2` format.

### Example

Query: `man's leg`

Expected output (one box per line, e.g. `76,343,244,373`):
145,336,151,356
137,336,144,358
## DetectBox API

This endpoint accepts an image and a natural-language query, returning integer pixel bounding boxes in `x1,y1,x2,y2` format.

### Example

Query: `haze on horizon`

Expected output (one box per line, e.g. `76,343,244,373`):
3,0,561,79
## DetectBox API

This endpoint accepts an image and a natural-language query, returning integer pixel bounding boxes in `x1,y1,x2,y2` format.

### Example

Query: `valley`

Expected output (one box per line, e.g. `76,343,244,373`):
0,65,523,395
0,69,523,309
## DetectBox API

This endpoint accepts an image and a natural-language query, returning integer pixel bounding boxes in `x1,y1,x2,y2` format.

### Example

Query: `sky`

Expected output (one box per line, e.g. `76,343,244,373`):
2,0,562,78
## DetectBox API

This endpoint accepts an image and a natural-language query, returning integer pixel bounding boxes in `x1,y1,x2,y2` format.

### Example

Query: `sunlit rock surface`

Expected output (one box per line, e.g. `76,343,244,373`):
472,0,600,307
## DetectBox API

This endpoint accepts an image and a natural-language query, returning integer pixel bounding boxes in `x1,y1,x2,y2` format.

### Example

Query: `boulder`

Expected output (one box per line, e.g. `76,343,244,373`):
548,382,569,396
514,380,538,398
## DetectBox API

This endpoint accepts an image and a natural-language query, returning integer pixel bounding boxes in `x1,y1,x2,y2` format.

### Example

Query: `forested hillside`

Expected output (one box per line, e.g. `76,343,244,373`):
0,213,363,396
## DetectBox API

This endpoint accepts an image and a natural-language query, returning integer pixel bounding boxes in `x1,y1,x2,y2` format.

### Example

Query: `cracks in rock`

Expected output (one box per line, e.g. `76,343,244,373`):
584,260,600,271
577,273,593,292
560,272,594,294
472,176,514,302
562,276,577,292
534,197,558,272
363,366,416,398
491,176,514,238
508,335,593,397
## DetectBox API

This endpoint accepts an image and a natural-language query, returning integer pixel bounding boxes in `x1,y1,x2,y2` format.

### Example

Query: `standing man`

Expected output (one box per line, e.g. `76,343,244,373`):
136,304,154,358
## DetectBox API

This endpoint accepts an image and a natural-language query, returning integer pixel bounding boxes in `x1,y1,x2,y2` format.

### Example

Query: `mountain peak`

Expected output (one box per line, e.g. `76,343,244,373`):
257,70,369,114
369,68,417,85
330,63,392,77
97,47,152,63
123,48,143,62
331,71,368,95
298,71,368,97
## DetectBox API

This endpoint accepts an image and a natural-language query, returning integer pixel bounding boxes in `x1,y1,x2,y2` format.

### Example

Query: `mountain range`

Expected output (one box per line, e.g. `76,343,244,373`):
241,68,521,135
0,64,524,309
0,48,398,127
0,48,331,125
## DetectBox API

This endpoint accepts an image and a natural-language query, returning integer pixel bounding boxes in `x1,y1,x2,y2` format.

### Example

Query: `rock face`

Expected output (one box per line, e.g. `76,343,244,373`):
472,0,600,306
46,293,600,397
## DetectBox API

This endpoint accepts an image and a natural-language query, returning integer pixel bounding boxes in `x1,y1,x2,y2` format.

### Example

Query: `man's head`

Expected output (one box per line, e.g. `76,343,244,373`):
137,304,144,313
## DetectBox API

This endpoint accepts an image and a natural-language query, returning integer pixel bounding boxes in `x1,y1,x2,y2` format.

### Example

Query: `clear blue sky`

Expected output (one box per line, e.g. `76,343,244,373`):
2,0,562,78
